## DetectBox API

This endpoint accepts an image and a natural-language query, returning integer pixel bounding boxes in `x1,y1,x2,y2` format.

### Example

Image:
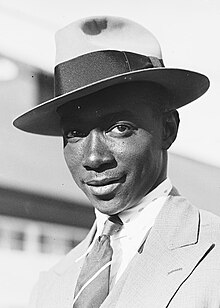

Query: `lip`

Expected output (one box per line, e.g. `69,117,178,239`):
84,176,125,196
85,176,123,186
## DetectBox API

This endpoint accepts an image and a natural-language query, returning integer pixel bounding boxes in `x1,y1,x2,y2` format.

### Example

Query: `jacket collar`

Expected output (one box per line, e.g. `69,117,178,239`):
102,194,214,308
52,187,199,276
155,194,199,250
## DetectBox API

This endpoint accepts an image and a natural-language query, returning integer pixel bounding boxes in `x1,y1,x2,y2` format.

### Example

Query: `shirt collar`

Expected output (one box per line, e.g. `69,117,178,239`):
95,178,172,232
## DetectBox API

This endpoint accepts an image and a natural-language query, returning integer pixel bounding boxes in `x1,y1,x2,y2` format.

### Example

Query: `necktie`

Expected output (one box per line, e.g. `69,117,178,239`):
73,215,123,308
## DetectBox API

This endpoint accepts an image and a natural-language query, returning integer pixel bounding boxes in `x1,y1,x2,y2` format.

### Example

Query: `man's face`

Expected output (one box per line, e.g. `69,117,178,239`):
59,83,168,215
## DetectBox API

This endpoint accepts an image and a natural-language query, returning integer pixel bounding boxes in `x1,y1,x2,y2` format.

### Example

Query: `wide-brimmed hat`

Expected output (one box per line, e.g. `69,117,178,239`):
13,16,210,136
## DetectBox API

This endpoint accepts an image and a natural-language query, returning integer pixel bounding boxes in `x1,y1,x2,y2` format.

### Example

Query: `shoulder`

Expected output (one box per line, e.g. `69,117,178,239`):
200,208,220,225
164,194,220,249
38,222,96,278
28,235,92,307
199,208,220,243
30,246,80,294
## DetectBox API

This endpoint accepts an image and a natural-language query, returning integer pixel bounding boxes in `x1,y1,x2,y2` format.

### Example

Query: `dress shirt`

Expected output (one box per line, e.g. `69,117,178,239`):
94,178,172,289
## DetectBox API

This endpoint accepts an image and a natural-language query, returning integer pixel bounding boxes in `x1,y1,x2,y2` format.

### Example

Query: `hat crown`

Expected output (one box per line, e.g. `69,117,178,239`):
55,16,162,66
13,16,209,136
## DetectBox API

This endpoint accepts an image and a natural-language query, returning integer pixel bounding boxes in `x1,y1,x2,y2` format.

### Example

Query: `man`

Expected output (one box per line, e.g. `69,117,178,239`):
14,16,220,308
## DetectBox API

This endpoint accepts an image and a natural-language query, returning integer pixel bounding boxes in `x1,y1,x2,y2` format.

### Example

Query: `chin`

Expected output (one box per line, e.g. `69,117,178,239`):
93,198,128,216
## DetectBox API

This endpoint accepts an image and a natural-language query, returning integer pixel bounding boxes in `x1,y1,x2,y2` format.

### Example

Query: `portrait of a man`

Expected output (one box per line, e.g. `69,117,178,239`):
12,14,220,308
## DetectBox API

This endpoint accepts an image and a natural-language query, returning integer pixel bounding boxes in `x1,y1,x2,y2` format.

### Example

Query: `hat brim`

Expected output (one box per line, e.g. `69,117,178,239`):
13,67,209,136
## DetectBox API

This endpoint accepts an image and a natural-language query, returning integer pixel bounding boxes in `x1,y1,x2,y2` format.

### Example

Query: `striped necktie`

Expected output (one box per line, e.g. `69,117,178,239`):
73,214,123,308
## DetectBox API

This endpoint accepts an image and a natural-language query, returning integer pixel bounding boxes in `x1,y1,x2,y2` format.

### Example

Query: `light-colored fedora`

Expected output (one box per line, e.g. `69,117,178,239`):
13,16,210,136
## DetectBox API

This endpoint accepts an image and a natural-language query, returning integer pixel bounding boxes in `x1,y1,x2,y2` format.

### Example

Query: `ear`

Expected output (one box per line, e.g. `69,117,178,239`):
162,110,180,150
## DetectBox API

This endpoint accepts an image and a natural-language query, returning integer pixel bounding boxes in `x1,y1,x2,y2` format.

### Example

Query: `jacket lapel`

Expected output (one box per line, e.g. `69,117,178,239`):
107,195,214,307
43,192,215,308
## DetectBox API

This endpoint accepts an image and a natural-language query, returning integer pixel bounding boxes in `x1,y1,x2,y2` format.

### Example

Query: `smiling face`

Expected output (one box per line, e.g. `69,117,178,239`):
58,82,178,215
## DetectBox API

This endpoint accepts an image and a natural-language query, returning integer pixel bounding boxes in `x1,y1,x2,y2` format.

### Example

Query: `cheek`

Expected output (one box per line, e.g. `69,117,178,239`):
63,144,83,180
113,136,153,174
125,136,162,177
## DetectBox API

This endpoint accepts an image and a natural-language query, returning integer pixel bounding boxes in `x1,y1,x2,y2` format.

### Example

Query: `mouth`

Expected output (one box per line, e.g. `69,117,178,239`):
84,175,125,196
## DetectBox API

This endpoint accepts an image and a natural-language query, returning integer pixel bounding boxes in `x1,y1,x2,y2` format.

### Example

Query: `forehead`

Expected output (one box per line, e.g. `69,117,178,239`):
57,82,168,124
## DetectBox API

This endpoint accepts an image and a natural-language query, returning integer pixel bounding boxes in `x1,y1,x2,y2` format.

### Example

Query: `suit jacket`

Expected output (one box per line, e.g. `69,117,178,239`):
29,191,220,307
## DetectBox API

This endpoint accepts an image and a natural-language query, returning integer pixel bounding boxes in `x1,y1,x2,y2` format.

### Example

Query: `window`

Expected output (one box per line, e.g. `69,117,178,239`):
0,216,88,255
10,231,25,251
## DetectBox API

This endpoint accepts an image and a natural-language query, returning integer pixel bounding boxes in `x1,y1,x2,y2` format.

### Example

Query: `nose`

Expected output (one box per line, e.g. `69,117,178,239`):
82,129,115,171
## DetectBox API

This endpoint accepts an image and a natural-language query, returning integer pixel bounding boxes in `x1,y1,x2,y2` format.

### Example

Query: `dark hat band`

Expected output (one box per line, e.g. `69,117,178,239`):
54,50,164,97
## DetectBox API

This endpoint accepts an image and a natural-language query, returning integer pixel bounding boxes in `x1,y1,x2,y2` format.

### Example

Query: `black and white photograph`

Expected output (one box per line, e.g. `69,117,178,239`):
0,0,219,307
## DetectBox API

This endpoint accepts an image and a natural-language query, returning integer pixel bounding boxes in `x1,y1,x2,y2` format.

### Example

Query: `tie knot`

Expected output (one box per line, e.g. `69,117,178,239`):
101,214,123,236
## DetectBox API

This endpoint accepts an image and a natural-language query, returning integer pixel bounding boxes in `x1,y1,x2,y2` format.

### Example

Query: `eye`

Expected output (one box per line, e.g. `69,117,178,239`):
111,125,130,133
64,129,87,141
106,122,136,137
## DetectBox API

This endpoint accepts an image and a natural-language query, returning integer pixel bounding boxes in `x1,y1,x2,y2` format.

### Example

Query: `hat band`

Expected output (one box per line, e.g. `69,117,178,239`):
54,50,164,97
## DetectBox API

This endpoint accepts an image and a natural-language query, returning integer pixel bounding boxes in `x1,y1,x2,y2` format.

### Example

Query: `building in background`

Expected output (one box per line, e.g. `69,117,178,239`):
0,55,95,308
0,187,93,308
